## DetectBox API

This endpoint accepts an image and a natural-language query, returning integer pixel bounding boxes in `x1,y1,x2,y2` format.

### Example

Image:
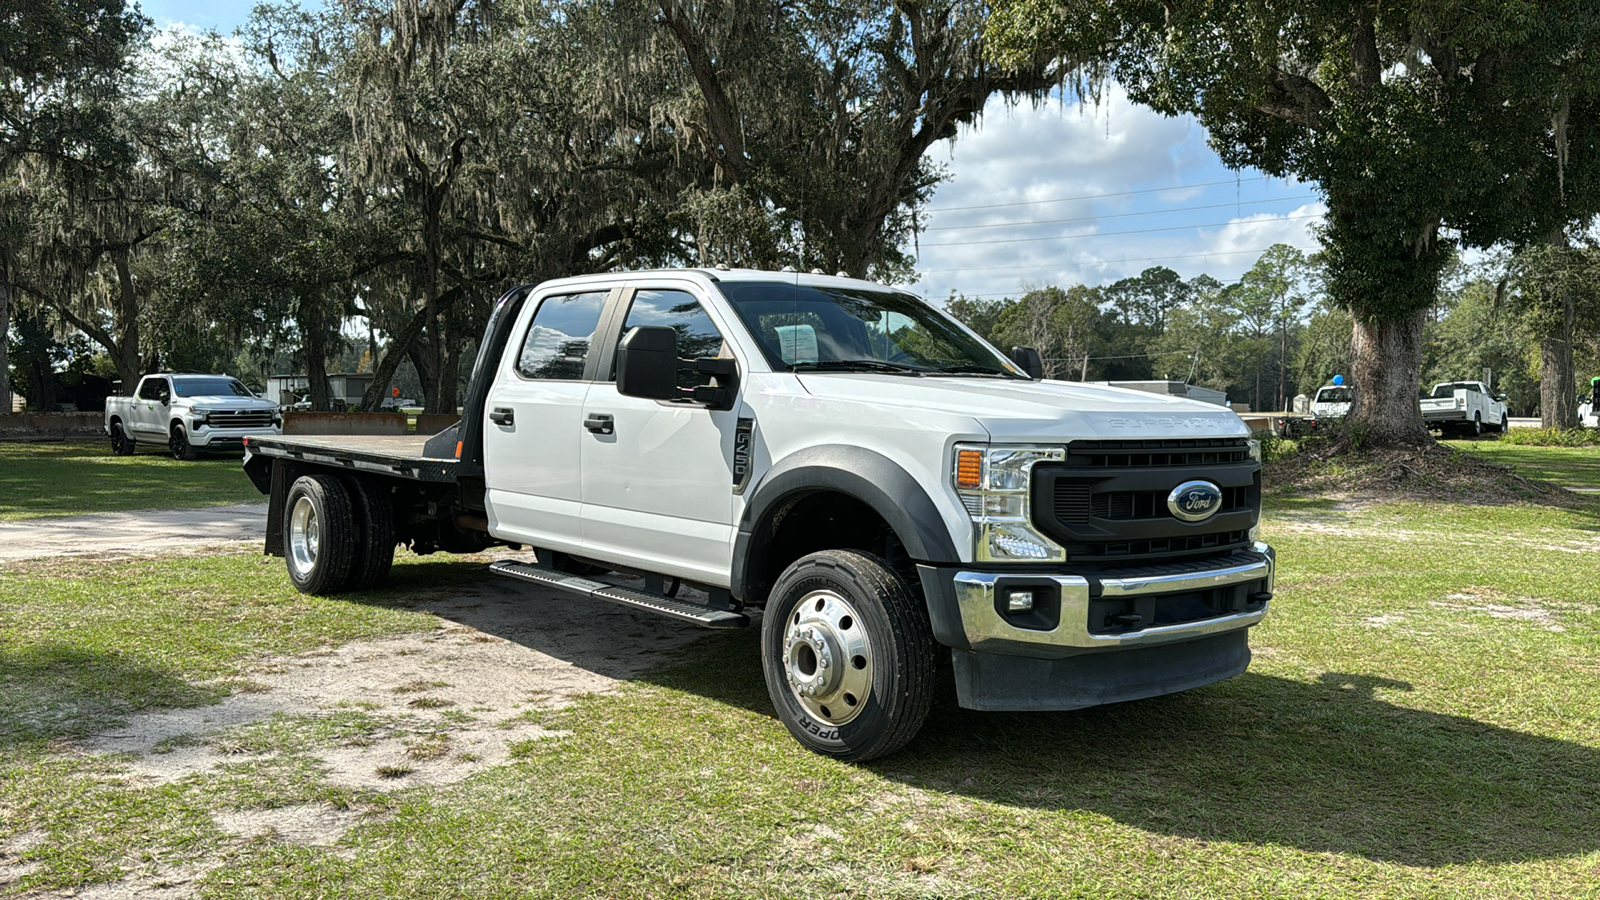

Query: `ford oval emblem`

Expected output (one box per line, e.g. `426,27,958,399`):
1167,480,1223,522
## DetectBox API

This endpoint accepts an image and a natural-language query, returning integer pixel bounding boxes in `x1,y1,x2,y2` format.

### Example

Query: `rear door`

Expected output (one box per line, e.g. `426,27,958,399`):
579,283,746,585
482,288,613,553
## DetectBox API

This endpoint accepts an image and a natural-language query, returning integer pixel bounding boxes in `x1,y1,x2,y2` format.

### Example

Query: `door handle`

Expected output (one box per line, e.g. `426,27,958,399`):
584,413,614,435
489,406,515,426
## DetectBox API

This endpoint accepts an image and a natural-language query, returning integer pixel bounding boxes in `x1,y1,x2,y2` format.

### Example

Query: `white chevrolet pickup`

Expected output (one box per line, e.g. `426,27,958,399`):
242,269,1275,760
106,373,282,459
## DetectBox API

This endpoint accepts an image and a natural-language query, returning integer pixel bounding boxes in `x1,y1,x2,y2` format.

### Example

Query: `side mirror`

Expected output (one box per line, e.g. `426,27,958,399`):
616,325,680,401
1010,346,1045,380
1496,394,1507,402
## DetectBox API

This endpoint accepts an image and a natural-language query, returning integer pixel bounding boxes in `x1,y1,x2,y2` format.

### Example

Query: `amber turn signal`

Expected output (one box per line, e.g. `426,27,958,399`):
955,449,983,489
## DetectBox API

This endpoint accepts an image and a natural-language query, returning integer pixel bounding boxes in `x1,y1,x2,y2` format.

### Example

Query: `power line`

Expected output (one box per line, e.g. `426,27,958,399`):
917,214,1324,248
923,195,1318,232
924,176,1273,213
915,246,1292,275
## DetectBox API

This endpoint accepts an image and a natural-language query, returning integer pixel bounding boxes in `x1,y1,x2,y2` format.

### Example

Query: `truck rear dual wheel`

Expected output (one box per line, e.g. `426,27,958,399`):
761,549,936,762
342,476,396,591
284,475,396,595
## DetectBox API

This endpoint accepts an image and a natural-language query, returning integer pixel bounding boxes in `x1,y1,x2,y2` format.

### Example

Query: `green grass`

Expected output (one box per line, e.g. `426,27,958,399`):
1496,427,1600,447
1445,439,1600,489
0,441,266,520
3,448,1600,897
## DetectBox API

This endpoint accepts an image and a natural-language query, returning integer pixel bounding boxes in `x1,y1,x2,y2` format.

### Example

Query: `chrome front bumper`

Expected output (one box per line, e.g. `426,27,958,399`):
952,543,1274,654
190,426,282,447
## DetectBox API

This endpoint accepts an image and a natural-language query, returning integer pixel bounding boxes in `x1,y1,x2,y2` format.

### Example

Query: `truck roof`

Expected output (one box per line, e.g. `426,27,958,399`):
529,267,909,296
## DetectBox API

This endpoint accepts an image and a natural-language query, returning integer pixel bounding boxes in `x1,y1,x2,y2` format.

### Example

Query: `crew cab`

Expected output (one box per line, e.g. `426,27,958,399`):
240,269,1276,761
106,373,282,459
1420,380,1508,436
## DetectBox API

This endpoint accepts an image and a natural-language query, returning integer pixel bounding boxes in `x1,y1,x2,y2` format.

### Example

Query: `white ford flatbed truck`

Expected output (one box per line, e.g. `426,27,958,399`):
106,373,282,459
242,268,1275,761
1420,380,1509,436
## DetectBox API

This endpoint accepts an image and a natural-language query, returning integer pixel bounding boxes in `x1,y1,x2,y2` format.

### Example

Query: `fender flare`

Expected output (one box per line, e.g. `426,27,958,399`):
731,444,960,604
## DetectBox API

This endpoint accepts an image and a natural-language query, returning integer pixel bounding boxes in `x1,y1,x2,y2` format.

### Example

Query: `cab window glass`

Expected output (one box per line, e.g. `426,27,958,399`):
615,289,727,389
516,291,608,380
138,378,169,401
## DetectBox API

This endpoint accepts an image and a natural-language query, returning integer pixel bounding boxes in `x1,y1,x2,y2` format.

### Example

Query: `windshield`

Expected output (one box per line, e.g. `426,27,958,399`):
716,281,1023,377
1316,387,1353,403
173,378,253,398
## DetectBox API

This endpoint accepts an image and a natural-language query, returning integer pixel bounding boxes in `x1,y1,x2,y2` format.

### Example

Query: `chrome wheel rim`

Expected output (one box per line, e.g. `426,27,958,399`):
287,496,319,577
782,589,873,726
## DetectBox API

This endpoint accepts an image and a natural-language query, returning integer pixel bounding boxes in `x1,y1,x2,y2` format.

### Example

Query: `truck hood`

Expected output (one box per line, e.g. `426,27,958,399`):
185,396,278,409
794,374,1248,441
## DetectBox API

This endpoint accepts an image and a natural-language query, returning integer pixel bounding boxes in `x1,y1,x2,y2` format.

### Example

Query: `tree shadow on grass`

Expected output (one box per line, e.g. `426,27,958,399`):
352,562,1600,866
0,644,223,751
642,628,1600,868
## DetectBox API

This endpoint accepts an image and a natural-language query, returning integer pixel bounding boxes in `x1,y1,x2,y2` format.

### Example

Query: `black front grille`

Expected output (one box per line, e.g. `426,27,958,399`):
207,410,276,428
1065,437,1252,468
1090,484,1252,521
1033,438,1259,564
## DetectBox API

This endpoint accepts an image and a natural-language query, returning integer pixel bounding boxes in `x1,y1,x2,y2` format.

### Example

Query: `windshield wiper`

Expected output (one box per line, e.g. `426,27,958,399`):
791,359,923,375
928,363,1022,378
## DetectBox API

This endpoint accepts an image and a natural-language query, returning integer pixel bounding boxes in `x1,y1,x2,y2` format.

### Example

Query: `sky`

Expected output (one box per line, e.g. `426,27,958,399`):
135,1,1326,303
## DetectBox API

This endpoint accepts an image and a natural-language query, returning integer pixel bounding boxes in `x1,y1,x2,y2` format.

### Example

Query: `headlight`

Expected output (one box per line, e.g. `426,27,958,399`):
952,443,1066,563
193,408,215,426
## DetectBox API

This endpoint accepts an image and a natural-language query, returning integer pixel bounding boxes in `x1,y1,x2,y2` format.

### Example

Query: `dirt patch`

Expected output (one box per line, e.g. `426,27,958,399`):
1432,589,1570,631
1265,444,1591,508
78,561,712,791
0,830,47,888
214,804,373,846
0,503,268,561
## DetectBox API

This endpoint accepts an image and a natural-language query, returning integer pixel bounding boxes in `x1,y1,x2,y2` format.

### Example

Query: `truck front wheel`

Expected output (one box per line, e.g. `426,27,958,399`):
110,421,135,456
169,424,199,460
284,474,358,595
761,550,935,762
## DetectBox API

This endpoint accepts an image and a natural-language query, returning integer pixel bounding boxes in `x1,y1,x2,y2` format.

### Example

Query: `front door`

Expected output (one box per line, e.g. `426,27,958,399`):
131,377,170,439
482,289,610,554
580,286,743,586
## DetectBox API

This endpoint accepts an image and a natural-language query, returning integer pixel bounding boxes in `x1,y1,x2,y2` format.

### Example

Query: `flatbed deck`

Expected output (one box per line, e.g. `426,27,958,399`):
245,434,459,483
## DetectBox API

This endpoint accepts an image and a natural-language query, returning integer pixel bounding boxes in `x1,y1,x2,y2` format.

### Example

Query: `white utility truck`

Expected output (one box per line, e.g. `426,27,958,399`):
105,373,282,459
241,269,1275,761
1420,380,1508,436
1310,385,1353,420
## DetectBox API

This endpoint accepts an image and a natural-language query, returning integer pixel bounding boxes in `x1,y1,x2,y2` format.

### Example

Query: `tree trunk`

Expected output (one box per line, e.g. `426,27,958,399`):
298,298,333,411
408,338,438,414
0,255,11,415
357,289,461,412
1538,289,1577,429
1346,309,1432,447
110,249,143,392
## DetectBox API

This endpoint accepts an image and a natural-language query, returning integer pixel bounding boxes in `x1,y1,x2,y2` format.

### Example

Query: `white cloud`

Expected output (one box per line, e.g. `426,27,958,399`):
907,86,1324,303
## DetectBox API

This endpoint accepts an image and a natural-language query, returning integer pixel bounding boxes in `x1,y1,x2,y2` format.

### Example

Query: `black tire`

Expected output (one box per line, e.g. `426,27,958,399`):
110,421,135,456
283,474,358,595
341,476,396,591
760,549,935,762
169,424,199,460
1470,413,1483,438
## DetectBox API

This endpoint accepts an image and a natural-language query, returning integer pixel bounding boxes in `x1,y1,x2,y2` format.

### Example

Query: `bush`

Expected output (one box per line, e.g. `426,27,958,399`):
1497,427,1600,447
